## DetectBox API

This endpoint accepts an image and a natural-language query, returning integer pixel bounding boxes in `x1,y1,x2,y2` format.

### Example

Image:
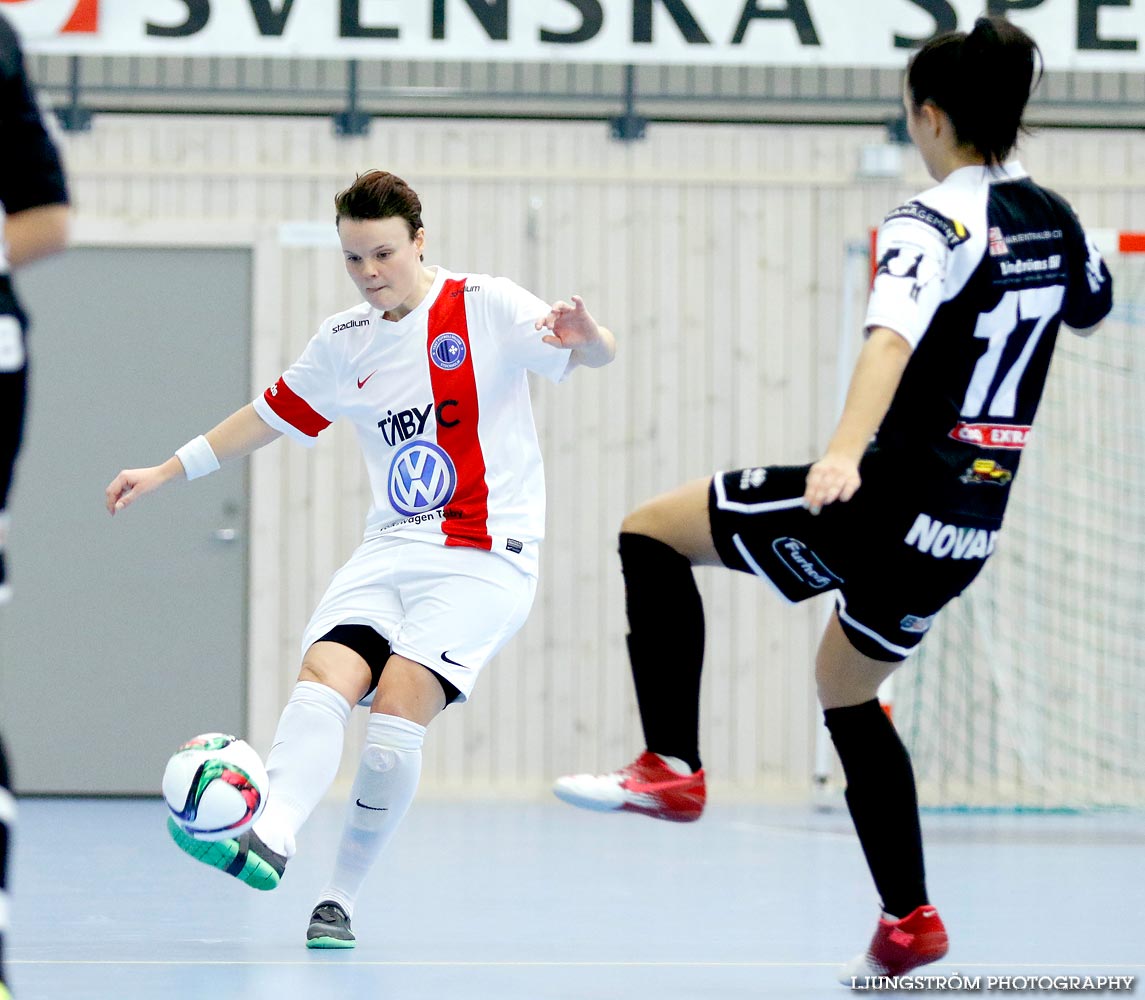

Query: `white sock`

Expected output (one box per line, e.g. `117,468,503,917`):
254,680,352,857
654,753,694,776
318,713,426,917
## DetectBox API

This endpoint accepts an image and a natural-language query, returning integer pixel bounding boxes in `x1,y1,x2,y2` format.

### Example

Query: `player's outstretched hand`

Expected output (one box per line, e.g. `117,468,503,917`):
105,464,175,516
535,295,615,369
803,453,861,516
536,295,599,348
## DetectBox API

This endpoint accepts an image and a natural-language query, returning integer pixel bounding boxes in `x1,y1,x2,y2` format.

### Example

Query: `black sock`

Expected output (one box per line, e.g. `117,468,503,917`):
619,532,704,773
824,699,928,918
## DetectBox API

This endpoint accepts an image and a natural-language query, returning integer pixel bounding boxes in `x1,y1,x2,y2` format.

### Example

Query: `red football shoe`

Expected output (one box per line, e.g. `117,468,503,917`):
839,905,949,984
552,751,706,822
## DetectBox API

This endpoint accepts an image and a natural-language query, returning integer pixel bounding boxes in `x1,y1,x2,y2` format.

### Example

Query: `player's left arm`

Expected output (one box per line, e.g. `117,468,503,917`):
803,327,913,515
803,210,945,514
535,295,616,370
5,204,69,269
0,17,71,268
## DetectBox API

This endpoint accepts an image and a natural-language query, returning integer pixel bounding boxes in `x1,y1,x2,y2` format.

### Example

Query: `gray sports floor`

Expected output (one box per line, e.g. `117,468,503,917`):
7,797,1143,998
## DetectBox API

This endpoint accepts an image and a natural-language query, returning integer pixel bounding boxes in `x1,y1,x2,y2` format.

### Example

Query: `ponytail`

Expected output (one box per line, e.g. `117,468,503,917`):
907,16,1042,165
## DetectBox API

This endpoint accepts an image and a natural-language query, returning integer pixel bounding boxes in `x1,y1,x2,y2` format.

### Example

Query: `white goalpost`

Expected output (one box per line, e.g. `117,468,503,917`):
815,230,1145,811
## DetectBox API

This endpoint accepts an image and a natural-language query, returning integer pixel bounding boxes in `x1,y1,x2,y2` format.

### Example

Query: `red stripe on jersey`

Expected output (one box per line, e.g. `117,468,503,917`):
427,278,492,551
262,378,331,438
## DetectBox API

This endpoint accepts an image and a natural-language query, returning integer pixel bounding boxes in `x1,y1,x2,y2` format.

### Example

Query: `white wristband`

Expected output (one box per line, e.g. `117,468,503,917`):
175,434,220,481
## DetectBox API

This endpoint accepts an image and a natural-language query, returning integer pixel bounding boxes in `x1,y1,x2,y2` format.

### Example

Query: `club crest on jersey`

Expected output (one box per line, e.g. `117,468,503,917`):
388,441,457,517
430,332,466,371
771,537,840,590
885,202,970,248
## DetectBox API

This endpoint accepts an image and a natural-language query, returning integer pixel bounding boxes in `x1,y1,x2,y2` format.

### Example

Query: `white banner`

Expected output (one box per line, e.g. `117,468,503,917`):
4,0,1143,70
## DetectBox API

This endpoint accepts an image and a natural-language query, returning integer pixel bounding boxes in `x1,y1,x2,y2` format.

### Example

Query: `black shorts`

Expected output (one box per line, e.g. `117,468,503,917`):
708,463,1002,661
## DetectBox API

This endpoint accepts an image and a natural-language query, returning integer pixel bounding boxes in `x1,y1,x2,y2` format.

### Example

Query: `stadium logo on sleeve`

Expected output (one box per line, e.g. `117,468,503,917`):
429,332,467,371
1084,234,1108,293
771,537,841,590
388,441,457,516
875,247,941,302
885,202,970,248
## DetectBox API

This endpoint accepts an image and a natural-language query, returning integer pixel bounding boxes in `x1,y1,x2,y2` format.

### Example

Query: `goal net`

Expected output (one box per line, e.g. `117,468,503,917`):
893,232,1145,809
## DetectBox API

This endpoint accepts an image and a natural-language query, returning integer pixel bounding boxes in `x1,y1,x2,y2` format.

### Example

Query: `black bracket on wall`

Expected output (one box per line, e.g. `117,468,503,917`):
610,65,647,142
885,115,910,145
333,60,371,137
55,55,93,133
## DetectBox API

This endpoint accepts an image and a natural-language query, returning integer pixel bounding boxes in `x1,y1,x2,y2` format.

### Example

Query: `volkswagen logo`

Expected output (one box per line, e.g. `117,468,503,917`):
429,332,466,371
388,441,457,516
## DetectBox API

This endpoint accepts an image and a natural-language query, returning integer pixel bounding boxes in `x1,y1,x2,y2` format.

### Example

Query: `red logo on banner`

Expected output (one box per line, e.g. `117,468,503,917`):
0,0,98,34
949,422,1032,450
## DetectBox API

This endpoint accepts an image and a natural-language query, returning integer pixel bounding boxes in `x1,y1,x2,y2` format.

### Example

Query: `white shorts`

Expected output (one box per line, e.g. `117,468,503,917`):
300,535,536,703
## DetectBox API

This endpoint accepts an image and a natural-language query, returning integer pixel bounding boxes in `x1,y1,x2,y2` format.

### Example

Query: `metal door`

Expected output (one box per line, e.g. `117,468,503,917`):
0,247,251,793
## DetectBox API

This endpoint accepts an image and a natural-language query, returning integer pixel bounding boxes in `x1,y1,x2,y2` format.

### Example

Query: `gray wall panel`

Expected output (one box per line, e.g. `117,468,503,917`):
40,115,1145,796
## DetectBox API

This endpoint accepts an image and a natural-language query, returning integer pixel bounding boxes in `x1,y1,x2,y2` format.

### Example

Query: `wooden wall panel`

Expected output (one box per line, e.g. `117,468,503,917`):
58,116,1145,796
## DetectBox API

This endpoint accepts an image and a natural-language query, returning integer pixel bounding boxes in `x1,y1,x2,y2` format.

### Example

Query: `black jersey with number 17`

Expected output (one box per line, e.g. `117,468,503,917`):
864,162,1112,518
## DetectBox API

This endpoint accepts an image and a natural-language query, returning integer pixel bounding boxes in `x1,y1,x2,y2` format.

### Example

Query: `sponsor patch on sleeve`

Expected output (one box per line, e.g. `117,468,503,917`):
884,202,970,248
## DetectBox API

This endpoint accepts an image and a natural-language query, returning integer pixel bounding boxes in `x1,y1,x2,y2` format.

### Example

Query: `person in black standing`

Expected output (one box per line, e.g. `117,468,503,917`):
554,16,1112,984
0,12,70,998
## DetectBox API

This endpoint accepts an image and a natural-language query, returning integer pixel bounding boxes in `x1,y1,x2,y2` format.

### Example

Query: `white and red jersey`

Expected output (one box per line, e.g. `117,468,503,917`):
253,266,571,576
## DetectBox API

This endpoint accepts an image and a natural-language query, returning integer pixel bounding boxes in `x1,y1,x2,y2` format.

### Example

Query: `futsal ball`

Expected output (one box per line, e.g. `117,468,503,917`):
162,733,268,842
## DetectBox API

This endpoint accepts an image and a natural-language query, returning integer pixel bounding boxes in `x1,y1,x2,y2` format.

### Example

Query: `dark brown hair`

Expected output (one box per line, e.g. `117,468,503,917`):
334,170,424,240
907,16,1042,165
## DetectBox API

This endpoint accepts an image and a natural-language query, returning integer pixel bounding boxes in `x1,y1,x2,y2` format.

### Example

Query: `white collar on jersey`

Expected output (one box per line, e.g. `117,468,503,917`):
944,160,1028,187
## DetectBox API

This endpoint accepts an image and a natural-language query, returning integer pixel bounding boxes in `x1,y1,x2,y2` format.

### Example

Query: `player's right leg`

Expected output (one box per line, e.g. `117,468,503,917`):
167,642,369,890
817,613,948,982
553,477,716,822
554,464,843,822
166,820,288,891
